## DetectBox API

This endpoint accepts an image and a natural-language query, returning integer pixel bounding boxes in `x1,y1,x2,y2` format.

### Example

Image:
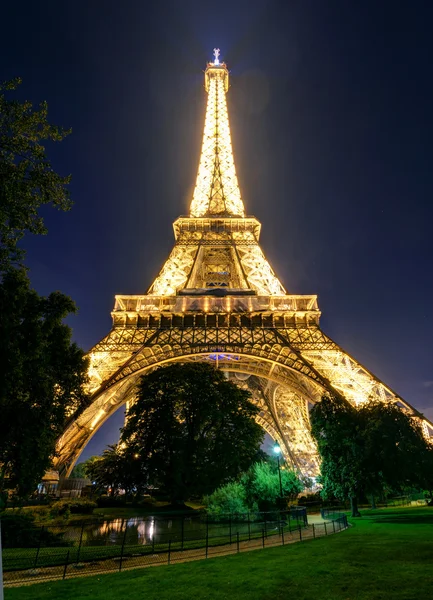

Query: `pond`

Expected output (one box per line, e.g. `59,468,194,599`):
58,511,305,548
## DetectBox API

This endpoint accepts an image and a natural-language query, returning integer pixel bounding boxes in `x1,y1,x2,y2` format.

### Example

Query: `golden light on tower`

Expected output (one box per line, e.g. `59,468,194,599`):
148,49,285,298
190,49,243,217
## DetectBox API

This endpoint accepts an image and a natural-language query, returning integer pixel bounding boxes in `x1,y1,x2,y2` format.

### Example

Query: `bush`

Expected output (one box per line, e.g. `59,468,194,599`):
204,482,250,520
49,498,97,518
243,462,303,511
96,495,127,508
0,512,70,548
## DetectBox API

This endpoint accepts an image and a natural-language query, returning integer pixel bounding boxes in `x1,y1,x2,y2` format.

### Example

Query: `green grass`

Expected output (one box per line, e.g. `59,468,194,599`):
3,523,298,570
5,506,433,600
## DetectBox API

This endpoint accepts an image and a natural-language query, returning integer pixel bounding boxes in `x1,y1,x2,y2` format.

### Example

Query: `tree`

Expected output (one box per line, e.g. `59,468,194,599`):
85,445,147,497
205,460,303,516
0,78,71,270
419,445,433,503
70,455,100,479
242,461,303,511
310,395,430,516
360,401,428,499
310,395,364,516
121,363,264,506
0,269,89,500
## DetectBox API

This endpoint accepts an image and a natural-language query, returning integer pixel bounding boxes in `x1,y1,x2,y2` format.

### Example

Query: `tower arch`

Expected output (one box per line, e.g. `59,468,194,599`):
56,350,323,477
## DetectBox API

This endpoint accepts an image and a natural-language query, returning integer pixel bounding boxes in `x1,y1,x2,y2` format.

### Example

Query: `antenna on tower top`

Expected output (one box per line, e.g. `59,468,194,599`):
213,48,220,65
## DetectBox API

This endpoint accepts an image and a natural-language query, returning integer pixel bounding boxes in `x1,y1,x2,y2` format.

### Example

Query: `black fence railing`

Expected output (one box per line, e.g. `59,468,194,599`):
320,495,422,517
1,507,350,586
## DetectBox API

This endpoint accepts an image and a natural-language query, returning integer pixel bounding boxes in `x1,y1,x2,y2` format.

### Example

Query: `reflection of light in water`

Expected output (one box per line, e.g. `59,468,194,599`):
98,519,124,536
137,520,146,542
148,518,155,541
87,516,161,547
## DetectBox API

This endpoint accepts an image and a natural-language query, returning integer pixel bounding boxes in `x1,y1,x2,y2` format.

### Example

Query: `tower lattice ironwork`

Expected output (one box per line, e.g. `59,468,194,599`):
55,53,433,477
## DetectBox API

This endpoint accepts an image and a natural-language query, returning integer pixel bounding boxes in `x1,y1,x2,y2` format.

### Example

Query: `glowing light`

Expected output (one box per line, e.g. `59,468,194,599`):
213,48,220,65
148,518,155,541
273,443,282,455
190,61,244,217
208,353,239,361
90,408,105,430
147,55,286,297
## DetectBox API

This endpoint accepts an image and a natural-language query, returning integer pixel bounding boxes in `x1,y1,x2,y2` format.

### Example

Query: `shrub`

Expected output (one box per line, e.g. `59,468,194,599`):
243,462,303,511
204,482,249,520
49,498,97,518
0,512,70,548
96,495,127,508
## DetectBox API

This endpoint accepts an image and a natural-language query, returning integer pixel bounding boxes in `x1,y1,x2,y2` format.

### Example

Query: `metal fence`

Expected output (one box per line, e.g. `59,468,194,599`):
2,508,349,586
320,495,427,519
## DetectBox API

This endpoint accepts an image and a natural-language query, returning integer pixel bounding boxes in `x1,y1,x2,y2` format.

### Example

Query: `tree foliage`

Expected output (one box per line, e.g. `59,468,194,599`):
205,460,303,516
310,395,430,516
204,481,249,518
0,269,89,499
242,461,303,511
85,445,147,496
121,363,264,505
70,456,100,479
0,78,71,270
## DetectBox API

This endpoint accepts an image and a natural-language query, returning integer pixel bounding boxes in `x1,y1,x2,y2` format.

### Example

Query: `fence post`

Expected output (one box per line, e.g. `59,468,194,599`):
288,511,291,532
312,523,315,539
299,525,302,541
181,516,184,551
206,530,209,558
324,522,327,535
332,520,336,534
229,514,232,544
262,528,265,548
264,513,267,538
236,532,240,553
168,539,171,565
247,511,251,541
63,550,70,581
34,525,44,568
281,524,285,546
76,522,85,564
152,518,155,554
119,520,128,572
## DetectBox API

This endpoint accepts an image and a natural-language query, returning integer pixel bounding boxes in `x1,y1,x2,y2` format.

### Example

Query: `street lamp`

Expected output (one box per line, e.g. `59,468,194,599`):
273,443,283,497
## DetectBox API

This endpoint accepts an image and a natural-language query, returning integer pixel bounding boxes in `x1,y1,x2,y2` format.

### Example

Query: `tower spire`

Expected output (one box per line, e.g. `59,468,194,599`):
190,52,245,217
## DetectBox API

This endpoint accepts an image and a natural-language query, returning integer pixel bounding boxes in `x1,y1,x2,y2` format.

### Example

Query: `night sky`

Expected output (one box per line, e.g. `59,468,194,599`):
2,1,433,462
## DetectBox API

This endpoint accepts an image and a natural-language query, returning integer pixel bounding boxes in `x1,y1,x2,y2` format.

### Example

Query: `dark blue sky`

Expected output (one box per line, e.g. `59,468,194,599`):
2,0,433,461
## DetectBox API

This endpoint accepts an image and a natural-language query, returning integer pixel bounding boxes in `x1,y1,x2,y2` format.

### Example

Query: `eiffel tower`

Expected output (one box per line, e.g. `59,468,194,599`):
55,51,433,477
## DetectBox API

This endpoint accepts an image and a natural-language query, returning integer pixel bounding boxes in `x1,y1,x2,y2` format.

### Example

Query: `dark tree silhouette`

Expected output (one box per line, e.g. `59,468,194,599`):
121,363,264,506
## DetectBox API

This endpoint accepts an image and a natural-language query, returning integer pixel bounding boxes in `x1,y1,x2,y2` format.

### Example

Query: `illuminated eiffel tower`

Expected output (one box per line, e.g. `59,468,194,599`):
55,51,433,476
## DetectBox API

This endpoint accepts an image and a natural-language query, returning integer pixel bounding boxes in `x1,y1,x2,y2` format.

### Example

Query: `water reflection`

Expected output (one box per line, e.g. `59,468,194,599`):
59,514,296,548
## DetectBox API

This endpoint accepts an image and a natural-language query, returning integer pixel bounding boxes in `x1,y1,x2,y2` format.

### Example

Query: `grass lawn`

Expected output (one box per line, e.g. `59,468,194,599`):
5,506,433,600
